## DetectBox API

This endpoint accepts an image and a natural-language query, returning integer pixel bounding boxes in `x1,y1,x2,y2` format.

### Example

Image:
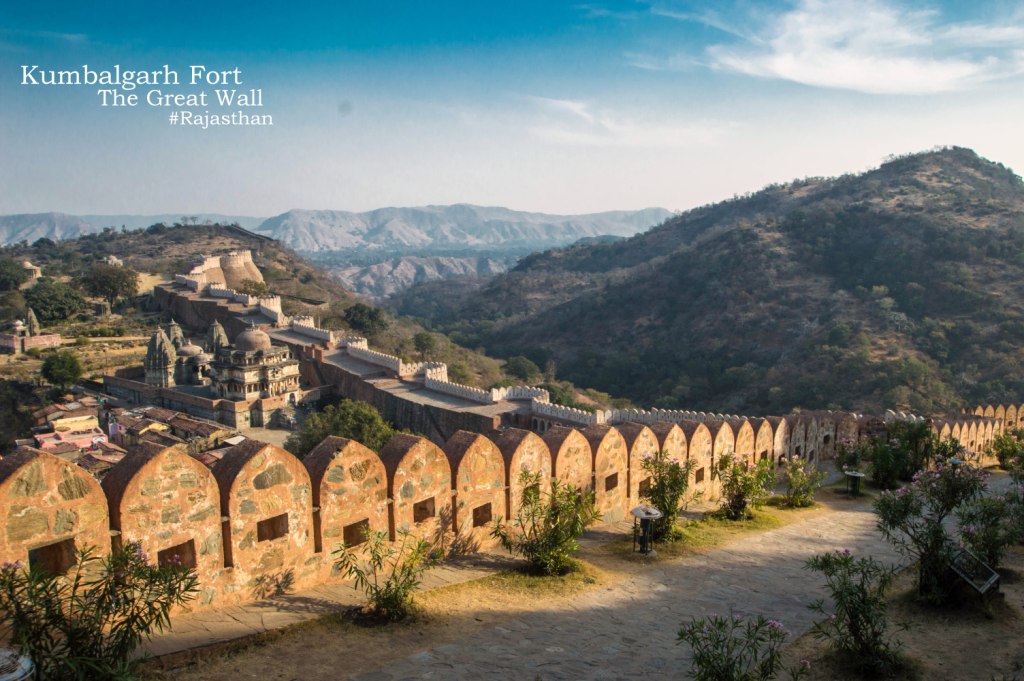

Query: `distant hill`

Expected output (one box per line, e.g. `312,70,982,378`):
332,255,510,300
0,213,265,244
252,205,673,252
395,147,1024,415
0,223,508,389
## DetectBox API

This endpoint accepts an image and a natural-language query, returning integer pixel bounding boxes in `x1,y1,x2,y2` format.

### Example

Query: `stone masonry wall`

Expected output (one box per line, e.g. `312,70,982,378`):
0,408,1014,614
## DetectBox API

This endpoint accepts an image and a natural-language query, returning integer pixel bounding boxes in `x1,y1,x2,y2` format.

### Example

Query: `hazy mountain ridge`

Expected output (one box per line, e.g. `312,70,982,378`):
400,147,1024,415
253,205,673,252
0,206,672,257
0,213,265,245
332,255,510,299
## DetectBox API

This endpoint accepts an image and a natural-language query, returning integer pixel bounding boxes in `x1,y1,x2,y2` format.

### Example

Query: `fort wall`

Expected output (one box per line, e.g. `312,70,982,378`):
0,405,1010,612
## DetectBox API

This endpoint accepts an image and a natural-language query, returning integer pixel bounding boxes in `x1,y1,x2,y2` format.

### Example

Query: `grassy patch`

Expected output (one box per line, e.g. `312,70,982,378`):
419,559,605,606
602,504,819,561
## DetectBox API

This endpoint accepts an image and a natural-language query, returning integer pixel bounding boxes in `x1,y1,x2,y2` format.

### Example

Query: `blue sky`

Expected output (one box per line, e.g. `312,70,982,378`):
2,1,1024,216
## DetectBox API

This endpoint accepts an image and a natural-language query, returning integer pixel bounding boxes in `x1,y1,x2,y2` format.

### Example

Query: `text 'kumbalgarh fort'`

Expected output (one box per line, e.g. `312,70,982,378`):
2,249,1013,610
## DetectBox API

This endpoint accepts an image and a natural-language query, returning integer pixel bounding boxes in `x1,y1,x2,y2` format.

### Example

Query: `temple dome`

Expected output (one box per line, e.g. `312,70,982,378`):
234,326,272,353
178,342,203,358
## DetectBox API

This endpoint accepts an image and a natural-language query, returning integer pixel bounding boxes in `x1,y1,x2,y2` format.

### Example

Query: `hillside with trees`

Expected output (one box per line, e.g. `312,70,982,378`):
392,147,1024,415
0,222,508,390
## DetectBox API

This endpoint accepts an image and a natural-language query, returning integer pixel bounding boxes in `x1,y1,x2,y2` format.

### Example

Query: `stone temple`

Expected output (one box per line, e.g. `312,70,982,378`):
109,318,304,428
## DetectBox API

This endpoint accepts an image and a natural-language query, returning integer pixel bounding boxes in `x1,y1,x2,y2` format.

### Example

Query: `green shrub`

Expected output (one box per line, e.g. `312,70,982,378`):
717,456,775,521
992,429,1024,480
333,528,432,621
492,471,600,575
639,451,696,541
678,612,809,681
805,550,903,676
778,457,827,508
0,541,198,681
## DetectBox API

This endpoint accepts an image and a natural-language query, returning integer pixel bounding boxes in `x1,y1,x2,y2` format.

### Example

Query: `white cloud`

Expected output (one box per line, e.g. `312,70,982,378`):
674,0,1024,94
527,96,731,148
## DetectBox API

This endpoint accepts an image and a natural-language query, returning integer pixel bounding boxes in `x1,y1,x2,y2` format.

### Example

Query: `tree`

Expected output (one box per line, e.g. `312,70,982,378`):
344,303,390,336
80,263,139,306
23,279,85,322
0,258,29,291
285,399,396,457
236,279,270,297
41,351,82,391
503,356,542,383
413,331,438,358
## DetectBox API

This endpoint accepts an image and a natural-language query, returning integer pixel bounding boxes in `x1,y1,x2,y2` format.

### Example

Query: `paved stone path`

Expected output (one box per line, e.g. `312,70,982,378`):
345,500,896,681
149,472,1015,679
144,552,518,661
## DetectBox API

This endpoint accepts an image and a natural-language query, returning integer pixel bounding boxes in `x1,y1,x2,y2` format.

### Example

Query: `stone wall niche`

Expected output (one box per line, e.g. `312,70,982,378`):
380,434,452,545
0,448,110,571
212,441,317,602
615,422,660,504
443,431,505,551
542,426,593,494
304,436,388,565
581,425,629,523
102,442,224,609
494,428,552,521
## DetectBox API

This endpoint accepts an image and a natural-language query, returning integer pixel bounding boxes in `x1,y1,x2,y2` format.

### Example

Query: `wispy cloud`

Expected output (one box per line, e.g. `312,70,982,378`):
526,96,730,148
656,0,1024,95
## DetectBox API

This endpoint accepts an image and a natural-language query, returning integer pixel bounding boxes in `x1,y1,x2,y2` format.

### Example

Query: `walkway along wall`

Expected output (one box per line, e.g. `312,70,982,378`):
0,403,1016,615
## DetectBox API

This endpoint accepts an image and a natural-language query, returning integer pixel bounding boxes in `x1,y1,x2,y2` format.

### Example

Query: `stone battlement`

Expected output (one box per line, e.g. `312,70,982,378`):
3,402,1008,615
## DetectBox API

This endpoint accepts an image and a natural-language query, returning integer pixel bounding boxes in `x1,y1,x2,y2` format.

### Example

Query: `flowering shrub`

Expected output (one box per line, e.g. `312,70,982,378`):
678,612,809,681
778,457,827,508
834,437,864,473
956,495,1018,567
874,459,987,604
639,450,696,541
333,528,433,621
0,541,198,681
805,550,903,676
717,456,776,521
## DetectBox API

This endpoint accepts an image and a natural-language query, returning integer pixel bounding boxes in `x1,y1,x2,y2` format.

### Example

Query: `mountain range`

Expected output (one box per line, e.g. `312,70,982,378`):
391,147,1024,416
0,205,671,254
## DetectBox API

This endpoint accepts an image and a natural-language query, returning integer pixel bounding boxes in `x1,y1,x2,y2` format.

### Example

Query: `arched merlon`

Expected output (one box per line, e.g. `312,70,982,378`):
494,428,552,520
542,426,593,493
212,441,318,599
102,442,225,607
0,448,110,569
379,434,452,543
582,425,628,524
443,431,504,550
304,436,388,559
615,422,659,503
